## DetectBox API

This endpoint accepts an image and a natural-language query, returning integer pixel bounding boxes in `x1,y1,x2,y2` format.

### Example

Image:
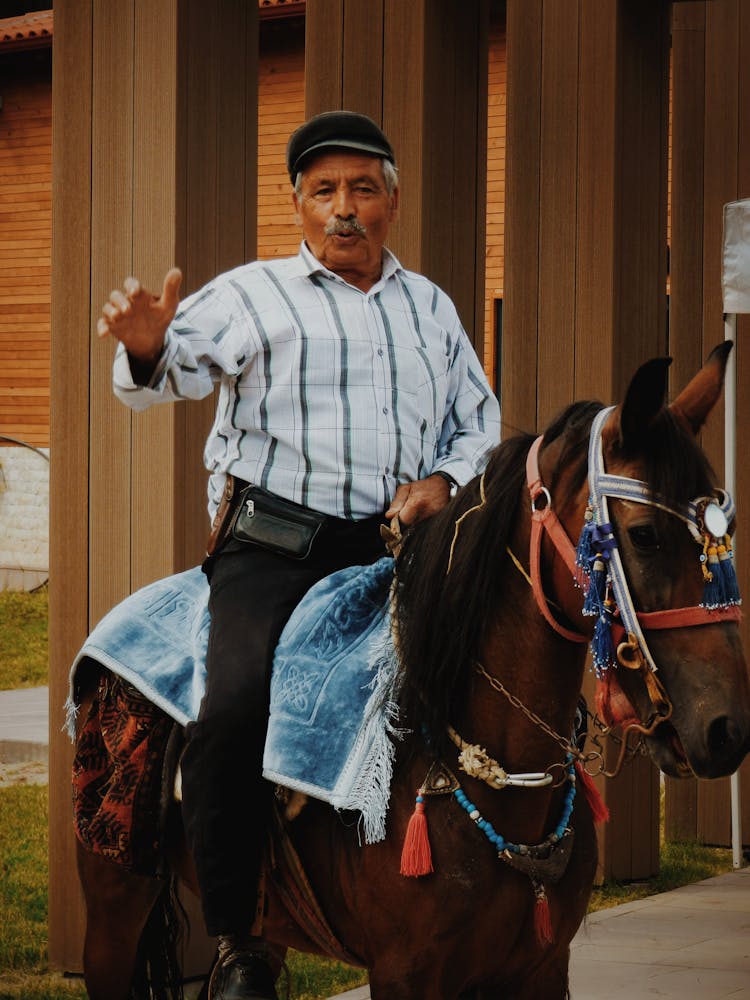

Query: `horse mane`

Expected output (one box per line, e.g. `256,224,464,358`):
393,396,721,747
393,400,601,747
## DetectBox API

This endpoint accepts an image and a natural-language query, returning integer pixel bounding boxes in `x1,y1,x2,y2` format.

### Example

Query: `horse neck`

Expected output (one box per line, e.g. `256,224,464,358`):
450,485,588,839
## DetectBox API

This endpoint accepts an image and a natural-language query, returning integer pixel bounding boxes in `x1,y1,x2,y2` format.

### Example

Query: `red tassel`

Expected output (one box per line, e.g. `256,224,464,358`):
400,794,433,876
533,884,554,946
575,761,610,825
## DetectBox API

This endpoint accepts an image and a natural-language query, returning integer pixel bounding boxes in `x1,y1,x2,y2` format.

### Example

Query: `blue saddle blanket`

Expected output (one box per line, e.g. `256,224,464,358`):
67,557,400,844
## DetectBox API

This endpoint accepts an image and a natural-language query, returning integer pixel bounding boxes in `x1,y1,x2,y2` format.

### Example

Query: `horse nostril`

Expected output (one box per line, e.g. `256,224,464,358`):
707,715,744,761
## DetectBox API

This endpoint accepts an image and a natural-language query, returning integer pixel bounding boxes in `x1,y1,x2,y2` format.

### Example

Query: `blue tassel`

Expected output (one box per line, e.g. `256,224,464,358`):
583,556,607,616
718,541,741,606
701,544,725,609
591,600,616,678
576,507,596,579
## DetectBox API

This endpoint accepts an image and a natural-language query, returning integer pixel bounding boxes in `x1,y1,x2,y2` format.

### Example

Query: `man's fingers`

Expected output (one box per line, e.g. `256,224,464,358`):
96,316,111,339
386,483,410,519
161,268,182,311
110,289,131,314
102,302,121,323
123,276,141,299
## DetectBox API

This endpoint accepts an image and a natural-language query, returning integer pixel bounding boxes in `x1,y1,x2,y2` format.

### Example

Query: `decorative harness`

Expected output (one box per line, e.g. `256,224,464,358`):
527,405,741,689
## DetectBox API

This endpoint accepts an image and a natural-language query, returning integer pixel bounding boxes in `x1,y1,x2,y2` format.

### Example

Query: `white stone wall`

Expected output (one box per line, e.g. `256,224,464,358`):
0,444,50,591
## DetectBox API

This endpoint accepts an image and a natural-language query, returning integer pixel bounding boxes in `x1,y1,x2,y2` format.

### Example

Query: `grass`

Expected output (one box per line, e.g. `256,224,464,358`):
589,838,735,911
0,587,48,690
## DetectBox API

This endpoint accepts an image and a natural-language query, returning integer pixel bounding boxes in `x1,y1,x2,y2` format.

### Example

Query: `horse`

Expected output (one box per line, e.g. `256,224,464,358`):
72,343,750,1000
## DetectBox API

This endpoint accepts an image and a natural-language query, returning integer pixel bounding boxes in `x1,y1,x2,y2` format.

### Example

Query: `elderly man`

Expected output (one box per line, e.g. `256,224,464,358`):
99,111,500,1000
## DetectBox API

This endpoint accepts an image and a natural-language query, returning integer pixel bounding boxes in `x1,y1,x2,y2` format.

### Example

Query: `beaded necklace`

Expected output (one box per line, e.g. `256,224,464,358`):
453,757,576,857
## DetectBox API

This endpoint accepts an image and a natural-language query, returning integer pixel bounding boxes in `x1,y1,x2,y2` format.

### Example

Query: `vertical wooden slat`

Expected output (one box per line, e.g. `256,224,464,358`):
342,0,384,122
88,0,135,622
612,0,670,398
575,0,617,405
537,0,578,428
503,0,542,435
670,2,706,392
696,0,749,849
737,5,750,849
664,0,706,844
382,0,424,272
48,0,92,971
131,0,180,590
304,0,344,116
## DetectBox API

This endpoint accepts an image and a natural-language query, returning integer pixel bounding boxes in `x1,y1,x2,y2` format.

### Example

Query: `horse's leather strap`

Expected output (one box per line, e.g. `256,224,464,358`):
611,604,741,640
267,804,364,967
526,437,588,644
525,435,743,642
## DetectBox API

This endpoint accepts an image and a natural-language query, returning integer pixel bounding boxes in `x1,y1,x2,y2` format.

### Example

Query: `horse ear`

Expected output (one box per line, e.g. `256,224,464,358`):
616,356,672,448
669,341,733,436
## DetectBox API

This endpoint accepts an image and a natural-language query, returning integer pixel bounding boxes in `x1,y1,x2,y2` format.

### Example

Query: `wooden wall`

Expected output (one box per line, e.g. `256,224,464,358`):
49,0,258,971
0,48,51,448
665,0,750,849
504,0,671,880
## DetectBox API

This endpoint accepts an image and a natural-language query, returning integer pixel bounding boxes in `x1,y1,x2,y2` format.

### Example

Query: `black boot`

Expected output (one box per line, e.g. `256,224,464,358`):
209,938,279,1000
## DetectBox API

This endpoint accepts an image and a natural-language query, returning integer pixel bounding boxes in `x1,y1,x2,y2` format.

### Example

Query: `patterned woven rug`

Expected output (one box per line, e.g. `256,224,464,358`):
72,671,177,874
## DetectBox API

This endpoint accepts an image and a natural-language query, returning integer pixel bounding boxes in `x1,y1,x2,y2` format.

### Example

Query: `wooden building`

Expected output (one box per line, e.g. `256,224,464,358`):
7,0,746,974
0,10,52,448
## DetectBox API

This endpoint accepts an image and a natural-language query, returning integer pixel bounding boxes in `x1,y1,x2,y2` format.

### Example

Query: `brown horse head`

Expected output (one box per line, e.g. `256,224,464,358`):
598,343,750,778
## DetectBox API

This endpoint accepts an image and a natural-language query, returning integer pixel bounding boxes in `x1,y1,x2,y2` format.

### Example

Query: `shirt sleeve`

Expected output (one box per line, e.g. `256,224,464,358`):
431,312,501,486
112,279,251,412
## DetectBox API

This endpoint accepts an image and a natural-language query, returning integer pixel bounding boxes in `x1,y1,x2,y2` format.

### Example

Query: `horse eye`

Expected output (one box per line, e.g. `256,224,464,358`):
628,524,660,550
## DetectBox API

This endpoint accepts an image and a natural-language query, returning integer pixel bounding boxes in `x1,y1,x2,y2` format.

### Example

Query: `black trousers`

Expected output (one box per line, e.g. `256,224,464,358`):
180,511,386,937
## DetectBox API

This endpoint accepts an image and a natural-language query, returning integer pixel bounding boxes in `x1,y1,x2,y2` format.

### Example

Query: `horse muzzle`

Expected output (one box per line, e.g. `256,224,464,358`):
645,706,750,779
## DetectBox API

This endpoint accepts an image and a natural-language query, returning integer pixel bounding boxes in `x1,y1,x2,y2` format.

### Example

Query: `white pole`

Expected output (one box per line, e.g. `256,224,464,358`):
724,314,743,869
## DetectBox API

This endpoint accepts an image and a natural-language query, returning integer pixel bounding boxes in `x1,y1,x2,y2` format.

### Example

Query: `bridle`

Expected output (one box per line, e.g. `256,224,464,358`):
525,405,741,723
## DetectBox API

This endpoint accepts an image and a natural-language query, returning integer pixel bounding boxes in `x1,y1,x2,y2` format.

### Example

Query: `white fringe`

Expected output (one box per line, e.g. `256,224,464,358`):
63,694,79,741
342,623,407,844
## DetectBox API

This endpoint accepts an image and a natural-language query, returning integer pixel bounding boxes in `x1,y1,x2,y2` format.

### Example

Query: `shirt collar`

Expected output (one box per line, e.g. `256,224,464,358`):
297,241,403,291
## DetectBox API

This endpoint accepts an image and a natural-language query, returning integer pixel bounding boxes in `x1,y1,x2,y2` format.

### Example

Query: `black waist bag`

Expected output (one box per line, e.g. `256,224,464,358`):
230,485,327,559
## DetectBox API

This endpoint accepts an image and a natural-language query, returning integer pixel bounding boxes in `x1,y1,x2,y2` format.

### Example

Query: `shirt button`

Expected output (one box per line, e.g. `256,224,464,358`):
377,349,384,357
382,407,389,415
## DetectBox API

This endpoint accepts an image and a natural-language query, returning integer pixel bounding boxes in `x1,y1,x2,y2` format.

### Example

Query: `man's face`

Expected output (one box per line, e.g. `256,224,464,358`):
293,152,399,291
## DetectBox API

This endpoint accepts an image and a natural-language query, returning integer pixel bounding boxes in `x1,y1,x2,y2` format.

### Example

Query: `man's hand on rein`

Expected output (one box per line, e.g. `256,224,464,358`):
386,473,453,527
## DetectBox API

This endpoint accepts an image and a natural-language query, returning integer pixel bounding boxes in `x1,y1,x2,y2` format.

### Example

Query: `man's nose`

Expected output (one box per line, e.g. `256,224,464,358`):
333,187,355,218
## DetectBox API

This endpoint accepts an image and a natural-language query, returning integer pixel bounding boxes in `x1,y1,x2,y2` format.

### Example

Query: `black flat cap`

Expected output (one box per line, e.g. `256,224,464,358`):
286,111,395,182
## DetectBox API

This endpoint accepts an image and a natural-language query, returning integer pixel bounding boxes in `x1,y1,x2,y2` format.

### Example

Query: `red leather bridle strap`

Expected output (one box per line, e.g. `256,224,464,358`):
526,437,587,643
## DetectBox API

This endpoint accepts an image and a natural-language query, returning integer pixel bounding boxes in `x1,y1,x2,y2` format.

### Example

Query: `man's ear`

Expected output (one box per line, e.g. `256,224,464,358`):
389,187,399,223
292,191,302,227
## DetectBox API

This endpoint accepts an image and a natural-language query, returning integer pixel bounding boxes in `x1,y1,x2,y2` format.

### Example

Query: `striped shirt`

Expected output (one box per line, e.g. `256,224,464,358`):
113,243,500,520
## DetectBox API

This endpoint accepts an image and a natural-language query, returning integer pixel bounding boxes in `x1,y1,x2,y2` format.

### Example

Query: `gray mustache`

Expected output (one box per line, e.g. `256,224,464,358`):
325,217,367,236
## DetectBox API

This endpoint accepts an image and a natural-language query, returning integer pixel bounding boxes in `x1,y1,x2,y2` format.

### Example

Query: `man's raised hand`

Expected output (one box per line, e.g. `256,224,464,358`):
97,267,182,365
